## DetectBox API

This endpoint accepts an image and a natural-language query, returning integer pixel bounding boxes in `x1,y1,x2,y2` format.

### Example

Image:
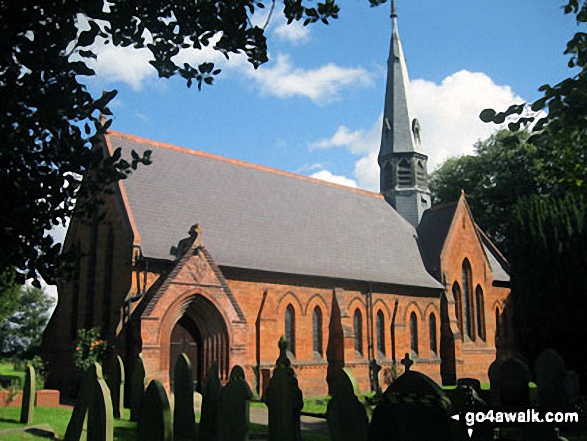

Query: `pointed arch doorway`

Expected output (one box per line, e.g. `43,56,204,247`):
169,294,230,392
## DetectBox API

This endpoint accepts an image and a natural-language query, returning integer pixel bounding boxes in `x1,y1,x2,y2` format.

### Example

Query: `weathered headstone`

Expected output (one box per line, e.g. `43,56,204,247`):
137,379,173,441
107,355,125,419
87,363,114,441
218,365,252,441
488,359,503,406
327,368,369,441
368,366,467,441
130,355,146,422
199,361,221,441
534,349,566,407
266,336,303,441
173,353,197,441
65,363,114,441
500,358,530,406
20,364,35,424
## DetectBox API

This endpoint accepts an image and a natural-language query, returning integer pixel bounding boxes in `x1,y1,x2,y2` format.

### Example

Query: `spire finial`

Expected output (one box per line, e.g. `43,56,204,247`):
391,0,397,18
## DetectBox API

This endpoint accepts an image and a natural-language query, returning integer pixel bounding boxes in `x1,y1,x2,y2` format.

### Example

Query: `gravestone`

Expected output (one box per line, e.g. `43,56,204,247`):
534,349,566,407
218,365,252,441
199,362,221,441
327,368,369,441
266,336,303,441
130,355,146,422
500,358,530,406
173,353,197,441
368,360,467,441
20,364,35,424
107,356,125,419
488,359,503,406
87,363,114,441
64,363,114,441
137,379,173,441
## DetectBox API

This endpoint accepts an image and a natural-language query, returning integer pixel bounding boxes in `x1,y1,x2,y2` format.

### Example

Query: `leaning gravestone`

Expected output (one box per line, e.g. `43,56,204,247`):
500,358,530,406
137,379,173,441
327,368,369,441
130,355,146,422
199,362,221,441
534,349,567,407
218,365,252,441
20,364,35,424
107,356,125,419
64,363,114,441
266,336,303,441
87,363,114,441
368,354,467,441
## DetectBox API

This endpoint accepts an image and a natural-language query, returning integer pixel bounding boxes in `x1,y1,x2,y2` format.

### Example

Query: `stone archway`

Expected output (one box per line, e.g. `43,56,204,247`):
169,295,230,392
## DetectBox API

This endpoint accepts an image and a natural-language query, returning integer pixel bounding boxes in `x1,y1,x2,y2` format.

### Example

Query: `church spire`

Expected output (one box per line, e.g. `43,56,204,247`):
378,1,431,227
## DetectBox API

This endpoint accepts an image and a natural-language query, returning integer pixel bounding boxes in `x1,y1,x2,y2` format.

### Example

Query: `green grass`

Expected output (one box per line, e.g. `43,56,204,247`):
0,363,25,378
0,406,330,440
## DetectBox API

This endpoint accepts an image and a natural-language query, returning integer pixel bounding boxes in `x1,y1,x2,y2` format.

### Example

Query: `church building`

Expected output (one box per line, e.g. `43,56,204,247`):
41,4,510,396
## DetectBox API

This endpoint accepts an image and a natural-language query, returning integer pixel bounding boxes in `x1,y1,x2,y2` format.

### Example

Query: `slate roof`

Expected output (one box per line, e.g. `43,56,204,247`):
107,131,443,290
416,200,510,284
416,202,458,279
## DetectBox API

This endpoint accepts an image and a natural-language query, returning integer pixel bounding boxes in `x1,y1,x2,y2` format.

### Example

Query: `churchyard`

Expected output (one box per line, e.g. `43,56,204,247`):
1,339,587,440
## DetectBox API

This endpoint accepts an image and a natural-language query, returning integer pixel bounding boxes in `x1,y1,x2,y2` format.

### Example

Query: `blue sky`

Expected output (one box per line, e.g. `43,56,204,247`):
79,0,578,191
44,0,579,300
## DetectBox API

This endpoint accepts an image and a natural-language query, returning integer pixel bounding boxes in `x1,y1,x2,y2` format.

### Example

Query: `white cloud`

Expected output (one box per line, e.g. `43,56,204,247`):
411,70,524,171
87,42,157,91
310,170,358,188
244,54,373,103
311,70,527,191
274,21,310,45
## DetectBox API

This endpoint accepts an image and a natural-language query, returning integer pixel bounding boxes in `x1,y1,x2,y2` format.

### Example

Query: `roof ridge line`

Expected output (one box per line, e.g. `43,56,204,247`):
107,130,383,199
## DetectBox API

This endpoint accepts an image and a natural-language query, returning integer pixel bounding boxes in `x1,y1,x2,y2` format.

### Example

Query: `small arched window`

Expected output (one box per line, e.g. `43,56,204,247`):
410,312,419,355
476,286,486,341
285,304,296,357
376,310,385,356
462,259,474,341
429,313,437,355
313,306,323,357
452,282,463,334
495,308,501,340
354,309,363,356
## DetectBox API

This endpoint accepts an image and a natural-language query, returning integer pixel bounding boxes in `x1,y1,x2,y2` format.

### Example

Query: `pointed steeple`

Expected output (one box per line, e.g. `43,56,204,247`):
378,1,431,227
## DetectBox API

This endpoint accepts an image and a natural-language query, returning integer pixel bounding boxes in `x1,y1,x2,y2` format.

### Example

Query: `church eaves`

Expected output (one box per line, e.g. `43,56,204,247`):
106,131,442,291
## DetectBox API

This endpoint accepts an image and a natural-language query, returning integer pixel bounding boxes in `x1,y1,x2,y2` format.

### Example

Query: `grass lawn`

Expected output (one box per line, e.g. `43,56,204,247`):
0,406,330,440
0,363,25,378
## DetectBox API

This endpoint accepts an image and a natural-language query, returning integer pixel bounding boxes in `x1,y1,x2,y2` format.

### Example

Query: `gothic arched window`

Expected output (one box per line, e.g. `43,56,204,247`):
354,309,363,356
452,282,463,334
462,259,474,341
429,313,437,355
313,306,323,357
410,312,419,355
495,308,501,340
285,304,296,357
476,285,486,341
376,310,385,356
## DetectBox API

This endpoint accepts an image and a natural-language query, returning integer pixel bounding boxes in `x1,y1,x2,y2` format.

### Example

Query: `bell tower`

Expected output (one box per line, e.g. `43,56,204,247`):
378,0,431,227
